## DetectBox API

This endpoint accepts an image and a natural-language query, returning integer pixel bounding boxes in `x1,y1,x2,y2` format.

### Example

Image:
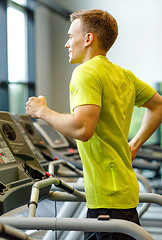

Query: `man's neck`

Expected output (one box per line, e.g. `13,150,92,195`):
82,49,107,63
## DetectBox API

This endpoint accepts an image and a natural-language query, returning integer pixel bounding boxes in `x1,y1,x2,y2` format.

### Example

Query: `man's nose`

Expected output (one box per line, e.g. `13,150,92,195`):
65,39,70,48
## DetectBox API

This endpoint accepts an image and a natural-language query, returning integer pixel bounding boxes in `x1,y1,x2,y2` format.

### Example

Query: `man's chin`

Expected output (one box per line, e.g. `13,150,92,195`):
69,58,80,64
69,59,75,64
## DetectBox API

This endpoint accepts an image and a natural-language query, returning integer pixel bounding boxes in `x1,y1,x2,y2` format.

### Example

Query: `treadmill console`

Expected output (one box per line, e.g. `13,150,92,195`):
0,112,50,215
0,132,16,165
15,115,56,163
0,120,34,161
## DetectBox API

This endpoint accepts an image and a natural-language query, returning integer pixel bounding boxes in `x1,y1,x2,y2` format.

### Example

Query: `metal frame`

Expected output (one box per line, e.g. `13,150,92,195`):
27,0,36,98
48,159,83,176
0,223,34,240
28,177,85,217
136,172,152,218
1,176,162,239
0,0,9,111
0,216,154,240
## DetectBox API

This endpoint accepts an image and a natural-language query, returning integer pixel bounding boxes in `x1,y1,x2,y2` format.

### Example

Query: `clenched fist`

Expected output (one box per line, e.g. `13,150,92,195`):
26,95,47,119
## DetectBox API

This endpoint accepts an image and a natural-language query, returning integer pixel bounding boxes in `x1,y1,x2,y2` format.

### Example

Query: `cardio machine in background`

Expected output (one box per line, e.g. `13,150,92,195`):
133,144,162,194
33,118,82,169
33,119,79,157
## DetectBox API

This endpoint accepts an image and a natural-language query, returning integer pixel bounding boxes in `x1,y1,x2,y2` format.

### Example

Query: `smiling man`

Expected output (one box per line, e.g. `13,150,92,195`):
65,17,107,64
26,9,162,240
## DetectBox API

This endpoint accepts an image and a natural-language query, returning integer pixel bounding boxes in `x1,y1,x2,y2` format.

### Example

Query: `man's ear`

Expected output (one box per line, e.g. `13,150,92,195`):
85,33,94,46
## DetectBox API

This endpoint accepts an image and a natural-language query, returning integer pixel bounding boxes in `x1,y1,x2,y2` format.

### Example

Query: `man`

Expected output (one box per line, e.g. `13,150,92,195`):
26,9,162,240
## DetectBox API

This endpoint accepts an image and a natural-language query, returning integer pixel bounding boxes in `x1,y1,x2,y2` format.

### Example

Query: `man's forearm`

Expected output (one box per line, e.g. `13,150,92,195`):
129,108,162,152
26,97,83,140
39,106,86,141
26,96,100,142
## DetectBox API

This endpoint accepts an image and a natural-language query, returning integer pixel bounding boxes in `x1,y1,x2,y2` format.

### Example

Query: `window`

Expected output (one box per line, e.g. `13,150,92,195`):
7,1,28,114
0,0,35,114
12,0,27,5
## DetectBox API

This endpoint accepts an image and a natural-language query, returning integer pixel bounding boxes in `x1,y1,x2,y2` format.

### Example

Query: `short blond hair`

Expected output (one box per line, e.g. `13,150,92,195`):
70,9,118,52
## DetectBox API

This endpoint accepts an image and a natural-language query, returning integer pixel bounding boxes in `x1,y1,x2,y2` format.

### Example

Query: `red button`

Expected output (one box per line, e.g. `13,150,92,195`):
45,172,50,177
68,148,75,153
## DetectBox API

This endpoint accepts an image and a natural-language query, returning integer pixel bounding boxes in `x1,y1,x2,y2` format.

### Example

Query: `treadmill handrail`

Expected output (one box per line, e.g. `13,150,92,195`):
139,192,162,206
48,191,162,206
0,217,154,240
136,172,152,218
0,223,34,240
28,177,85,217
28,177,162,218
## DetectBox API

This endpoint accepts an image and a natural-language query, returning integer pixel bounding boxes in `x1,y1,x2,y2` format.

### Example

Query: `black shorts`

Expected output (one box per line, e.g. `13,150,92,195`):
84,208,140,240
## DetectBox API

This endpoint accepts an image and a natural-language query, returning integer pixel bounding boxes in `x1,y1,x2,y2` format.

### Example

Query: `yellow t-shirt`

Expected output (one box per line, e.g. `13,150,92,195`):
70,55,156,209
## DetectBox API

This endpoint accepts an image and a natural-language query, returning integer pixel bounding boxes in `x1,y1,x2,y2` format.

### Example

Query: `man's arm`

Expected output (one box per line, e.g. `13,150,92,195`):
129,92,162,160
26,96,100,142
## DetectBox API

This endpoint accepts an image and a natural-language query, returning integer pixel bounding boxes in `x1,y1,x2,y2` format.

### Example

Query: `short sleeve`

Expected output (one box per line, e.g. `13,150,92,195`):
70,65,102,113
125,70,156,108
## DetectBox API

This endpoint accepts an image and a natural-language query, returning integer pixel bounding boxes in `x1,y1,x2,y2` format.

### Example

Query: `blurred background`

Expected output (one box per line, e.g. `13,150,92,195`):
0,0,162,144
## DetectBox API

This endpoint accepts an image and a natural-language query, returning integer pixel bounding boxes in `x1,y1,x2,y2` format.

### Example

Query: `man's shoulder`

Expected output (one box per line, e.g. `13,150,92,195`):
72,61,94,77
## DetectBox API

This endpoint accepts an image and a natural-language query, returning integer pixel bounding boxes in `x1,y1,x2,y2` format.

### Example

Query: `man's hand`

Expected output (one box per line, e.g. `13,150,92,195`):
128,142,138,161
26,96,47,119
